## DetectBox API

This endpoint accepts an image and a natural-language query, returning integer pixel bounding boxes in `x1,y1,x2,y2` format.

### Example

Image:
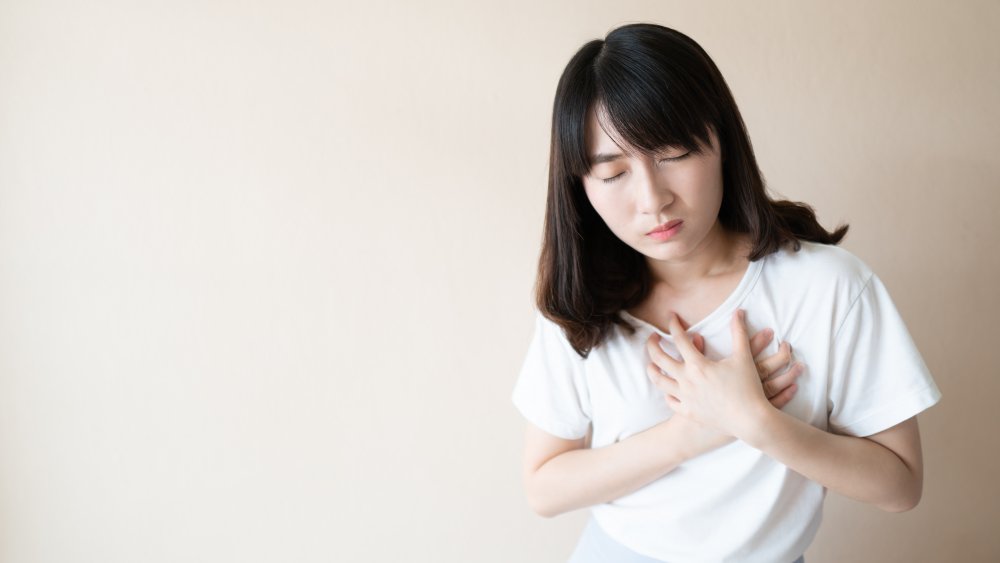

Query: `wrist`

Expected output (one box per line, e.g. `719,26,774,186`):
734,401,776,447
666,415,699,461
666,414,735,461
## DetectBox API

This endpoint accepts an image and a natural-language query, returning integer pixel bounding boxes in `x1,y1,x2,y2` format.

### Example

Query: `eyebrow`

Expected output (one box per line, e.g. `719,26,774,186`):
590,145,694,168
589,152,625,166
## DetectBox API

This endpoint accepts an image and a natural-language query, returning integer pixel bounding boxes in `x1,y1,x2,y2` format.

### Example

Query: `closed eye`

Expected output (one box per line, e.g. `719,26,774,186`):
601,172,625,184
660,152,691,163
600,152,691,184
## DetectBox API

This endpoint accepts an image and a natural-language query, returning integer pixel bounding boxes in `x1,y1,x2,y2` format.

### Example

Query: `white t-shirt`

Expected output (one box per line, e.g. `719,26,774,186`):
511,240,942,563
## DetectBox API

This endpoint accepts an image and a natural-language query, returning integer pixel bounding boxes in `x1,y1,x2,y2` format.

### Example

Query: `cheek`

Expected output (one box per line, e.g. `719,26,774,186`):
589,193,630,225
681,168,723,213
585,190,637,237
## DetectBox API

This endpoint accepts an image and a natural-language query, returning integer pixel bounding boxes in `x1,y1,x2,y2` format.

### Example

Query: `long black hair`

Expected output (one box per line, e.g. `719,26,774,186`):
535,23,848,358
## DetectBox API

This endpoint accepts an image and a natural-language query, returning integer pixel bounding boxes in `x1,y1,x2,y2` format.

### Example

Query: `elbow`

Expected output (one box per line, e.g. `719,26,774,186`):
528,499,556,519
879,484,923,513
880,497,919,513
525,489,561,519
528,496,559,518
523,463,577,519
523,478,555,519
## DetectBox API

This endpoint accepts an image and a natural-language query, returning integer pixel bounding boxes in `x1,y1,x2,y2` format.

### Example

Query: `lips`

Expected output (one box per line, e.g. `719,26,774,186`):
647,219,683,235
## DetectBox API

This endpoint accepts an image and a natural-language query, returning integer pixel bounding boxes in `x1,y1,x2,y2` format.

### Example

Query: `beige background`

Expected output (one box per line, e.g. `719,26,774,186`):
0,0,996,561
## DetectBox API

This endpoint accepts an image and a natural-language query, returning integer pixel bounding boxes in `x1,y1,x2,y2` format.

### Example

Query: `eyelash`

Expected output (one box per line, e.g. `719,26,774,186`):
601,153,691,184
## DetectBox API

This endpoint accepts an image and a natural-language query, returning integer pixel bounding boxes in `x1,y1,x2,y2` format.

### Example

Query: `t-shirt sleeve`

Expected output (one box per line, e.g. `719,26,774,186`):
827,272,942,437
510,311,592,440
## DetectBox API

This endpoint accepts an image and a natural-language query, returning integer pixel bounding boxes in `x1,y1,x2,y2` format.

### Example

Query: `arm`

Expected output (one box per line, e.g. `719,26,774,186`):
652,309,926,513
526,330,800,518
741,408,924,512
524,416,697,518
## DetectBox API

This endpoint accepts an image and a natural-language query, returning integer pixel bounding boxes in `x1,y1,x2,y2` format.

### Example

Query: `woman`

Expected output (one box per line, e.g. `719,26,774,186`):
511,23,942,563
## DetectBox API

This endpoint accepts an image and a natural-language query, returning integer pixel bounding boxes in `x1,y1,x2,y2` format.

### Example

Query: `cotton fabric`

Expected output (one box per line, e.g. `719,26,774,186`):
568,515,805,563
512,241,941,563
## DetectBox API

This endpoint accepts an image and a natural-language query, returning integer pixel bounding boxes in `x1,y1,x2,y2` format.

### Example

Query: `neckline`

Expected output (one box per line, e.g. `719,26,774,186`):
619,256,765,338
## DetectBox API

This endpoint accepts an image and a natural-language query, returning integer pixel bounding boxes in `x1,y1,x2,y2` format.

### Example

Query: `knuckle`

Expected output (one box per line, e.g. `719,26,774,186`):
649,343,667,362
758,365,770,380
775,370,791,385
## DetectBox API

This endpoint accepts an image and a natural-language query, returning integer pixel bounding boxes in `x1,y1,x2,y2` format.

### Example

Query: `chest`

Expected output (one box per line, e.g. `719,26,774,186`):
590,301,834,447
626,270,747,331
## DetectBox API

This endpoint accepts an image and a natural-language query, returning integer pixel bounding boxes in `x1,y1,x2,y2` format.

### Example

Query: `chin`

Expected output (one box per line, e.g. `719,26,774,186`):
639,242,687,260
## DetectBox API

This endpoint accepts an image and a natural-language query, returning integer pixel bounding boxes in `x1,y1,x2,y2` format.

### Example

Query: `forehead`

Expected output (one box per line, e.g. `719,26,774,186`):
584,105,630,154
583,103,717,159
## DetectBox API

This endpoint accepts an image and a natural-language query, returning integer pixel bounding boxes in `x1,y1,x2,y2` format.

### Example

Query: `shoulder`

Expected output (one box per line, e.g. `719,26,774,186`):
766,239,873,287
531,311,588,362
531,310,618,363
758,240,877,316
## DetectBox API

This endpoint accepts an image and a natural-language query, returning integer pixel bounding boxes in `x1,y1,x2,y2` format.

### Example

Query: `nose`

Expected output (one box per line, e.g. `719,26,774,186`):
633,156,674,215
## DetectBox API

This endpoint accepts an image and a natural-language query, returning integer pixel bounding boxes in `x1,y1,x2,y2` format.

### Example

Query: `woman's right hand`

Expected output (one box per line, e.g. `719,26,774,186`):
755,336,803,410
655,324,803,457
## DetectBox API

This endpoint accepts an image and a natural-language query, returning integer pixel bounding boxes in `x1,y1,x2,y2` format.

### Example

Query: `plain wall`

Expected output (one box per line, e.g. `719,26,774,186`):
1,0,997,561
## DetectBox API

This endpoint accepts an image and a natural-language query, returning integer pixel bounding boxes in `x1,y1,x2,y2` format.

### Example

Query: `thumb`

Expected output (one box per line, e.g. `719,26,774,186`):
730,309,752,358
677,314,706,354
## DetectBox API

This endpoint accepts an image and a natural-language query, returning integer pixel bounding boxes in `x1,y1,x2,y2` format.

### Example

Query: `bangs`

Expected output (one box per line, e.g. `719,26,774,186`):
559,32,722,179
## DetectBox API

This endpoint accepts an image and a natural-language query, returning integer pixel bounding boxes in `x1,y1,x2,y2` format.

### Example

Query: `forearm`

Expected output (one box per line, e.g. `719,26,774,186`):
741,407,919,512
528,418,696,518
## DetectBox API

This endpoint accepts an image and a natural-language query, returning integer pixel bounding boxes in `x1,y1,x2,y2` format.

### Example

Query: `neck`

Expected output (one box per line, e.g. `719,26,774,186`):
645,223,746,291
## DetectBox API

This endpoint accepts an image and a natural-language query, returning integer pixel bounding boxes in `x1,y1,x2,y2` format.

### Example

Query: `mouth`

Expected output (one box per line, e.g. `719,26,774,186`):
647,219,683,235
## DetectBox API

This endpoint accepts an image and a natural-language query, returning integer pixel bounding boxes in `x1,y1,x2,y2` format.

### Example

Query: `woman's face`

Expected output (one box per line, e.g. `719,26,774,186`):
581,106,726,265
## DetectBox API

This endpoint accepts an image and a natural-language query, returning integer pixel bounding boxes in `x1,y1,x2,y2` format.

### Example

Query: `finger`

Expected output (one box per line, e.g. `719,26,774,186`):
646,332,681,373
665,394,683,412
729,309,752,359
749,327,774,359
677,315,707,355
768,383,798,409
646,362,680,395
757,341,794,380
667,312,702,363
763,362,803,398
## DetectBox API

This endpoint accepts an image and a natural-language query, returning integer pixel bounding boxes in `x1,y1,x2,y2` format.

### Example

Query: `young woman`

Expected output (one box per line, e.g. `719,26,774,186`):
511,23,942,563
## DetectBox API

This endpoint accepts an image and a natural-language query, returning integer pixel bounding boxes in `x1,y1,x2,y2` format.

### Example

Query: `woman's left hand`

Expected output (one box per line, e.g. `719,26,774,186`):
646,308,773,439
